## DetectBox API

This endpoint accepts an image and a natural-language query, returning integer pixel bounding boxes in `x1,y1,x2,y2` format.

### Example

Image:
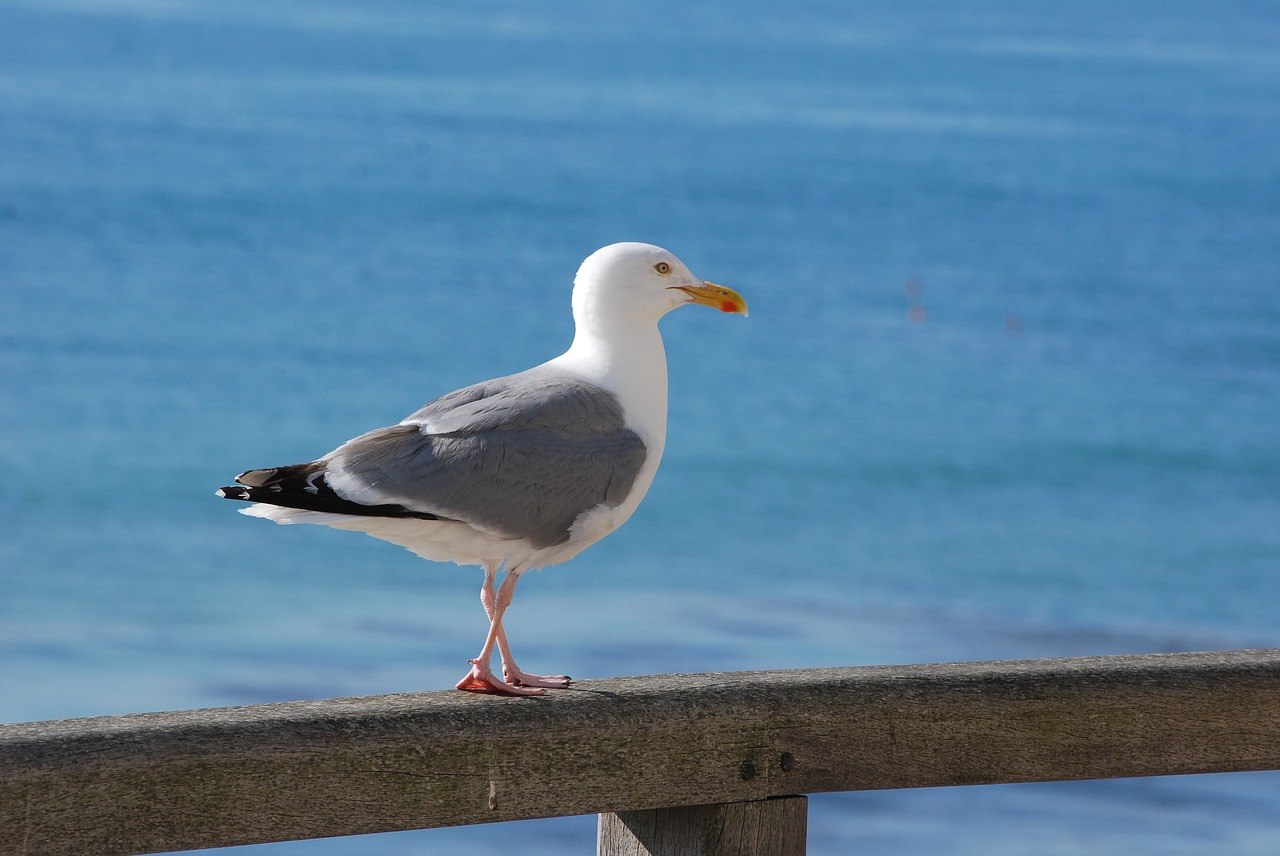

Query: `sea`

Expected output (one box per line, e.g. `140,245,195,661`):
2,1,1279,853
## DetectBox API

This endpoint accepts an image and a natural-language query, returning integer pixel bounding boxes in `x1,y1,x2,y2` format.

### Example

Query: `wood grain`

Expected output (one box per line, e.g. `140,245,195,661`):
598,797,807,856
2,650,1279,855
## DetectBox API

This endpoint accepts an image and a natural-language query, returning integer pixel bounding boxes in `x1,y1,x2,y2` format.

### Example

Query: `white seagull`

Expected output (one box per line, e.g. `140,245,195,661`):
218,242,748,696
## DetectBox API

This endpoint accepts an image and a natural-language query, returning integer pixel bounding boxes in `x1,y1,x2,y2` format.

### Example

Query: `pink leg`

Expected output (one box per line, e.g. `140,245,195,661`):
493,576,571,690
455,568,569,695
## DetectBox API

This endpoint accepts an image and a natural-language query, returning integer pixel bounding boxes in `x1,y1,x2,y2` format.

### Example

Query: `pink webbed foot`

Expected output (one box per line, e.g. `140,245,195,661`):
457,568,571,696
456,660,546,696
504,666,572,690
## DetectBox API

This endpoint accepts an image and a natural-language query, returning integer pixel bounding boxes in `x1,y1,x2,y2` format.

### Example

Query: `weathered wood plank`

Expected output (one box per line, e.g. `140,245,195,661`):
597,797,807,856
2,650,1279,856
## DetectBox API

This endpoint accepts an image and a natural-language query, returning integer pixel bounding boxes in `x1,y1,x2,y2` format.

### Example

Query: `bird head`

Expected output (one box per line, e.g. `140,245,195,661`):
572,243,748,331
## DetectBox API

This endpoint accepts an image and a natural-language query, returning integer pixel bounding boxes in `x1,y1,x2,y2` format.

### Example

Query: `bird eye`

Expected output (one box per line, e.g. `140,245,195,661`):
654,262,671,275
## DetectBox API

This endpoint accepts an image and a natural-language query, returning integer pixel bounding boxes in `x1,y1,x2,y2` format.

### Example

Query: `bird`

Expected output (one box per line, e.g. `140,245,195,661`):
217,242,748,696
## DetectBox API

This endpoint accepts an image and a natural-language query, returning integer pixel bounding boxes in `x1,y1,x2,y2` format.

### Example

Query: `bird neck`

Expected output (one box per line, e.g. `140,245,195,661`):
557,321,669,445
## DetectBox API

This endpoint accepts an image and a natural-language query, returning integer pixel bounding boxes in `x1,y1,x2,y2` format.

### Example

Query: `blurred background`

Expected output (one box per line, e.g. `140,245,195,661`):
2,1,1278,853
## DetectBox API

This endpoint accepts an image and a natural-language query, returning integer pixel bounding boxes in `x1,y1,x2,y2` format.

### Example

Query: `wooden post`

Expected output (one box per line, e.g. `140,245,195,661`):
598,797,807,856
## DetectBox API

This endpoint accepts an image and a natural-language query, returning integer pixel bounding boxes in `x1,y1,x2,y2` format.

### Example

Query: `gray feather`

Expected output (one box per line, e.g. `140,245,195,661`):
325,368,648,548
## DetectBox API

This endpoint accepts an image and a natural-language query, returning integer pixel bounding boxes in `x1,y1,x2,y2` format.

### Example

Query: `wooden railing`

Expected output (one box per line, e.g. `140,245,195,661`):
3,650,1279,856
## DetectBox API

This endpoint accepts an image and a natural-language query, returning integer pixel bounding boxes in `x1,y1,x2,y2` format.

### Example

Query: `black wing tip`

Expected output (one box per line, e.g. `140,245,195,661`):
216,475,442,521
235,465,303,488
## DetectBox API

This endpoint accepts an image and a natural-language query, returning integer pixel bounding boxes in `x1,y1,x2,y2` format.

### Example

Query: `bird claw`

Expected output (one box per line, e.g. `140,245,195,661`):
504,668,572,690
456,661,546,696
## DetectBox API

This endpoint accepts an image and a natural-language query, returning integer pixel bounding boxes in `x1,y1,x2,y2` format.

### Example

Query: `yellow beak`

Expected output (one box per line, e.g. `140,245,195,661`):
674,281,749,317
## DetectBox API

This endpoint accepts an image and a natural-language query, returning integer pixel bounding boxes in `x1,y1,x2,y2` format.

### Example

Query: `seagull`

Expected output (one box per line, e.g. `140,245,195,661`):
217,242,748,696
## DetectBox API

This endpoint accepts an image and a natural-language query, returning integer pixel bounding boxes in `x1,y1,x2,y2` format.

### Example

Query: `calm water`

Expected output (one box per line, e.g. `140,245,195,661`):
3,1,1279,853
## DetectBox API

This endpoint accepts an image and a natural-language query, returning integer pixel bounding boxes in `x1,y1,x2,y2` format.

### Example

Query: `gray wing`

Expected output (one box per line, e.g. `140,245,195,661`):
324,367,648,548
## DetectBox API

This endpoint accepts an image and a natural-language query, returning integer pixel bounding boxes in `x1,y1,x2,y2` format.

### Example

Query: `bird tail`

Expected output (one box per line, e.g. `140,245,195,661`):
216,461,324,507
216,460,441,520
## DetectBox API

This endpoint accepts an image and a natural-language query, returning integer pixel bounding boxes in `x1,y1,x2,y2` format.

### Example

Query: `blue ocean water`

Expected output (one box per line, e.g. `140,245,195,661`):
2,0,1279,853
